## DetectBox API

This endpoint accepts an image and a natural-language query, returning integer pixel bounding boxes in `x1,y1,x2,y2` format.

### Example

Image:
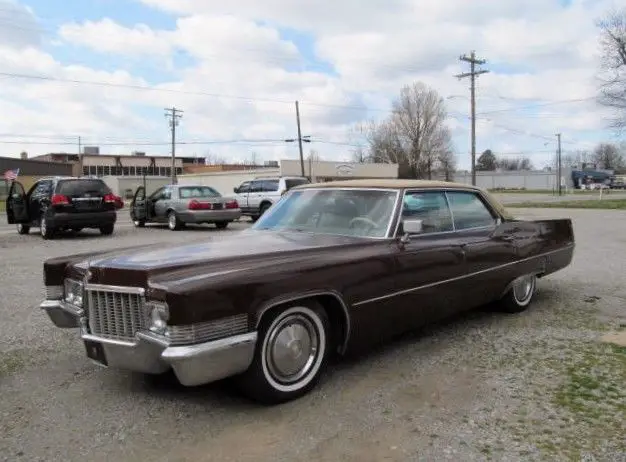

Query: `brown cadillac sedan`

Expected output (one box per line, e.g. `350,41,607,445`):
40,180,575,404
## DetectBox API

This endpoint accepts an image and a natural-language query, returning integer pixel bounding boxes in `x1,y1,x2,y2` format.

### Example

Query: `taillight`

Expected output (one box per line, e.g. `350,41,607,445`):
188,200,212,210
103,193,116,203
225,200,239,209
51,194,69,205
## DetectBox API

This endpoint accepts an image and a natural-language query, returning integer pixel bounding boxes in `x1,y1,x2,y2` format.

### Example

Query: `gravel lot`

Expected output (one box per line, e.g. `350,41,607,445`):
1,209,625,462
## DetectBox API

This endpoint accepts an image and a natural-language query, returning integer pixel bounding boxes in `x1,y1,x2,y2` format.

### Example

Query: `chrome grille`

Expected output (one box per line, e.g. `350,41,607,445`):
86,287,146,341
168,314,248,346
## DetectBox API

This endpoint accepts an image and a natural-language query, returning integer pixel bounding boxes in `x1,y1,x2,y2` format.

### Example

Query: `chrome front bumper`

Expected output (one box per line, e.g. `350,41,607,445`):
40,299,258,386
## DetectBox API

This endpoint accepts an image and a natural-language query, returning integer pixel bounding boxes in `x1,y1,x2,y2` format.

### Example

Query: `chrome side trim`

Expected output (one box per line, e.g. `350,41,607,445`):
255,290,352,355
84,283,145,295
353,245,574,307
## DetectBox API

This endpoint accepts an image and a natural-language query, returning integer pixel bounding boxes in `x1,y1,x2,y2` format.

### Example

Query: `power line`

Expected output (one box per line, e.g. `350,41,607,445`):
476,97,596,115
455,51,489,186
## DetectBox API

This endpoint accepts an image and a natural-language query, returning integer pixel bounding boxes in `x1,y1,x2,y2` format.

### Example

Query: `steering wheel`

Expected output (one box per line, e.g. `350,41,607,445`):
348,216,378,231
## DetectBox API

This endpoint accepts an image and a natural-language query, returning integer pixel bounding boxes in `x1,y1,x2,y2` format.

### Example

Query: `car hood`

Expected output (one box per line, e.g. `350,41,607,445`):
70,230,373,286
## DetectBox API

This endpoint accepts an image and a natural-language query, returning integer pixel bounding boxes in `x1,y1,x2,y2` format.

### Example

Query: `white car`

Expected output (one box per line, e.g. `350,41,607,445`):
233,176,309,220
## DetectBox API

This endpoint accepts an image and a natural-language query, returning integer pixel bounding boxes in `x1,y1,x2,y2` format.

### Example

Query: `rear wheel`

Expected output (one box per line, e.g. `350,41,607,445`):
133,220,145,228
259,202,271,217
16,223,30,235
215,221,229,229
100,224,114,235
499,274,537,313
40,215,55,240
235,301,330,404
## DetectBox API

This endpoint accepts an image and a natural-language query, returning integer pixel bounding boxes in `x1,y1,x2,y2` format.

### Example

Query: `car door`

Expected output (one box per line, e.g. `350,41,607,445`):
445,190,512,309
153,186,172,219
6,181,29,224
234,181,251,212
246,180,265,212
130,186,148,222
392,190,467,328
29,180,54,223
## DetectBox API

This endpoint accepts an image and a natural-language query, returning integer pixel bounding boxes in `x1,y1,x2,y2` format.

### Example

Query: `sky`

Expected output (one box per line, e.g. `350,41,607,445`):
0,0,623,170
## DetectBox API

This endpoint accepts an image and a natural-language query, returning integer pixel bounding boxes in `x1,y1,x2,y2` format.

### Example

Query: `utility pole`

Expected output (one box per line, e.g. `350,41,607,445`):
78,136,82,177
455,51,489,186
556,133,562,196
295,101,305,177
164,107,183,184
285,100,311,178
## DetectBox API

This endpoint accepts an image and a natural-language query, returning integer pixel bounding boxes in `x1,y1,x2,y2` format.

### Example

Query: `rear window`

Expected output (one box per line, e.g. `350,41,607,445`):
285,178,310,190
56,179,111,196
179,186,221,199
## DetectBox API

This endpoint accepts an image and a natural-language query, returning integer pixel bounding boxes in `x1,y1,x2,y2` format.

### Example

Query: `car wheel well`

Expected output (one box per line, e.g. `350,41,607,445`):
259,201,272,210
255,293,350,356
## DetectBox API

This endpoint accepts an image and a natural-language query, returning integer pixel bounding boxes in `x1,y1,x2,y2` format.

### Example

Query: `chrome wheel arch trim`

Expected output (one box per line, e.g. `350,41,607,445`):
254,290,351,355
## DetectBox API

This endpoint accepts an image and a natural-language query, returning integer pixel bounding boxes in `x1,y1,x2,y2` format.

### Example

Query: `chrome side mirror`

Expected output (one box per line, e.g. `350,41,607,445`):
400,219,423,244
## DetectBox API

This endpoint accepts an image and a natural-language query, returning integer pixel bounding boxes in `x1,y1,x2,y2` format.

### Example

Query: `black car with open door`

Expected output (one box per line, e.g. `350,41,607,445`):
5,176,118,239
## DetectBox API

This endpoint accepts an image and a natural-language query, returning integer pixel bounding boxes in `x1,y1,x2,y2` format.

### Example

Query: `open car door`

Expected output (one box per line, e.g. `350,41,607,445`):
130,186,148,226
6,181,29,224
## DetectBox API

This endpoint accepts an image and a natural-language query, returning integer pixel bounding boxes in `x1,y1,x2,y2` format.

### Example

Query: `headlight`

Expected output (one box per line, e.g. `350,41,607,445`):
64,279,83,307
146,301,169,336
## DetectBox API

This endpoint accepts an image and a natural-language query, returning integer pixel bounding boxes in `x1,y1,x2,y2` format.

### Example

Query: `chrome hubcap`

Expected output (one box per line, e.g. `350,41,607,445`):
168,214,176,228
513,275,534,302
41,218,46,235
265,314,318,384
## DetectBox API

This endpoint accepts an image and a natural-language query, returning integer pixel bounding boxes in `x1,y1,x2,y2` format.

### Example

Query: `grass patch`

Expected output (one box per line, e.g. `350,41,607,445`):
507,199,626,209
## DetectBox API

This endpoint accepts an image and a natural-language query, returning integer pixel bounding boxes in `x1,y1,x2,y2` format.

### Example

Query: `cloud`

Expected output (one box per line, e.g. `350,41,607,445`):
0,0,619,169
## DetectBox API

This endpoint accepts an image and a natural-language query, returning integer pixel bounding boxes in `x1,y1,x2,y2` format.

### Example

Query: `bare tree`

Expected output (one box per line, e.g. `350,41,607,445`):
356,82,455,179
496,157,534,171
597,8,626,130
204,150,227,165
592,142,625,169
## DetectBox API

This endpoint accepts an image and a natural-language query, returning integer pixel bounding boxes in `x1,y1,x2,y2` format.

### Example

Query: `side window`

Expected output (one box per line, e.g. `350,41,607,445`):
401,191,453,234
162,187,172,200
249,181,263,193
446,191,496,230
262,180,279,192
34,181,53,198
150,187,164,201
238,182,250,193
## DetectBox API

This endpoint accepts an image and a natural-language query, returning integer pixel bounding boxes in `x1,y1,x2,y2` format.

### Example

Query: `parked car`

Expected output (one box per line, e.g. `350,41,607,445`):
40,179,574,404
129,183,241,230
6,176,119,239
233,176,310,220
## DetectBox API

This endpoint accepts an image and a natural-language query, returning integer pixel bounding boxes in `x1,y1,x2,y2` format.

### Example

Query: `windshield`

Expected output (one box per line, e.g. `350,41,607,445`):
252,188,399,238
179,186,221,199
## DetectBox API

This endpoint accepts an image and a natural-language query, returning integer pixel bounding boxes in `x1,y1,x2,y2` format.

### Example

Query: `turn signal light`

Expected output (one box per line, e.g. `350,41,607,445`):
188,200,212,210
225,200,238,209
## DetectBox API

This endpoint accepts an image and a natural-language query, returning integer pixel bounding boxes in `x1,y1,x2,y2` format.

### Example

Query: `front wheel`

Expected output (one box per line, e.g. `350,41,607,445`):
235,302,330,404
168,211,183,231
499,274,537,313
133,219,145,228
16,223,30,235
215,221,229,229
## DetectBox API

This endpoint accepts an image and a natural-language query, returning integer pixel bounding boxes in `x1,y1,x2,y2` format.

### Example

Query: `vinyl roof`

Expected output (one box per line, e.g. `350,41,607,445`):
294,179,483,190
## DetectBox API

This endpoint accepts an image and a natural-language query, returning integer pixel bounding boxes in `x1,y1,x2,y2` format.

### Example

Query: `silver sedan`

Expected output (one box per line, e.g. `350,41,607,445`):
130,184,242,230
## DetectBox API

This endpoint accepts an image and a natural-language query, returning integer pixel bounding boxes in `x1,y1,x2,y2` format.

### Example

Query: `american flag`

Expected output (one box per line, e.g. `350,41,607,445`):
3,168,19,181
